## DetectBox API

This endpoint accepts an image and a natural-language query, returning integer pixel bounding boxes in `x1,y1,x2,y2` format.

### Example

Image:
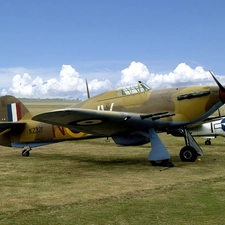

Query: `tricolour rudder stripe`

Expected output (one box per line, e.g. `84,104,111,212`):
16,102,22,120
7,104,13,121
7,102,22,121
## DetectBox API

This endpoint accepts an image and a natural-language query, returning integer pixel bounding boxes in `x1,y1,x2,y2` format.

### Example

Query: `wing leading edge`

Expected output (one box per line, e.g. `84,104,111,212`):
32,108,175,136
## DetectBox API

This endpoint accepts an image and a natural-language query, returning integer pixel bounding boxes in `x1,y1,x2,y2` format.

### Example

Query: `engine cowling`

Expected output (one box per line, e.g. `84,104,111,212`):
112,134,149,146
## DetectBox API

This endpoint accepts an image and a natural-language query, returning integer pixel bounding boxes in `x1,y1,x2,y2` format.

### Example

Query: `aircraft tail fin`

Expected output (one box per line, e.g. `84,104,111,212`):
0,95,32,121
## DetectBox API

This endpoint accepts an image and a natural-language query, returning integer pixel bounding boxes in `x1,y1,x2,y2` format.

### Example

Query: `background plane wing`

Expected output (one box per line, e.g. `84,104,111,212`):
187,115,225,129
33,108,174,136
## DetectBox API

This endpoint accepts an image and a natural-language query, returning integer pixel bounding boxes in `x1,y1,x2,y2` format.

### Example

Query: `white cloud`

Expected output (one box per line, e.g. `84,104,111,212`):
9,73,33,96
1,62,225,99
117,61,150,86
116,61,218,90
146,62,218,89
4,64,112,99
89,79,111,91
1,89,7,96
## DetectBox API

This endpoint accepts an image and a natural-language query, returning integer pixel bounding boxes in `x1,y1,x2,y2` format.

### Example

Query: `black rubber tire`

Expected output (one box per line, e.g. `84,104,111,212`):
205,139,211,145
180,146,197,162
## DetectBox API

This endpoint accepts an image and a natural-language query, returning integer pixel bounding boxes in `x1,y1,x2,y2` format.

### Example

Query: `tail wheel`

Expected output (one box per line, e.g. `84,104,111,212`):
22,150,30,157
180,146,197,162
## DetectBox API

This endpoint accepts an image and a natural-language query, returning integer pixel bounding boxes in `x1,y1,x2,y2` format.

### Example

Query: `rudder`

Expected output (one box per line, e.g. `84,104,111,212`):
0,95,32,121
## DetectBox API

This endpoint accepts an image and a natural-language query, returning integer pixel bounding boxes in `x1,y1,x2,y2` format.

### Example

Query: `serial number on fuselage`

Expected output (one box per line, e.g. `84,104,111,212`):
29,127,43,134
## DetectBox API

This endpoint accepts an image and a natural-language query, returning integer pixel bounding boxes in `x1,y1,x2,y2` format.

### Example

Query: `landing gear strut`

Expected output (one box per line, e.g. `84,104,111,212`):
179,128,203,162
134,128,173,167
22,146,31,157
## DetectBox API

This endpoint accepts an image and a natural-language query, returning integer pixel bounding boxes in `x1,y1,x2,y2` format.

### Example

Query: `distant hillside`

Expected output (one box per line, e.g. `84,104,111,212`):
18,98,81,104
18,98,82,114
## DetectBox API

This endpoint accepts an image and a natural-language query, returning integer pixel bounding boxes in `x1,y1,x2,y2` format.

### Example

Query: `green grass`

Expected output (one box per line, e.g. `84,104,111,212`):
1,101,225,224
1,136,225,224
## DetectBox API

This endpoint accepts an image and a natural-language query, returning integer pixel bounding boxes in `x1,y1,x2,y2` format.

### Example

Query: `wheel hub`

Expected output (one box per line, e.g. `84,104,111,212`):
183,150,192,160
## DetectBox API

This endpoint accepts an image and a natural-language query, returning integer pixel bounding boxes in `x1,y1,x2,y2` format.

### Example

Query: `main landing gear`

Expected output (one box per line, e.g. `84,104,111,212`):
179,146,198,162
134,127,202,166
179,129,203,162
22,146,32,157
134,128,174,167
205,139,211,145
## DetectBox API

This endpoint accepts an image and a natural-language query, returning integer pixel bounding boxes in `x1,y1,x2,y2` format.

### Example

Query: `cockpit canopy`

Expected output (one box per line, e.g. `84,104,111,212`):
116,81,151,96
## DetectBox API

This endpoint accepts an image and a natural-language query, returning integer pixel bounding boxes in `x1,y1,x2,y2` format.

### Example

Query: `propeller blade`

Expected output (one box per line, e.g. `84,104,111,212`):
86,79,90,99
209,70,225,93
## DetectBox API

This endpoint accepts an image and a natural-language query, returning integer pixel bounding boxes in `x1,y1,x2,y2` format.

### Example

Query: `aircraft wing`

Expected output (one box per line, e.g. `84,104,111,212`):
0,122,26,132
33,108,174,136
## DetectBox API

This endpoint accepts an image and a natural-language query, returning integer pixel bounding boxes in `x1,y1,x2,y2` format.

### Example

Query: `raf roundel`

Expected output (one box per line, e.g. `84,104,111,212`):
77,119,103,125
72,117,110,126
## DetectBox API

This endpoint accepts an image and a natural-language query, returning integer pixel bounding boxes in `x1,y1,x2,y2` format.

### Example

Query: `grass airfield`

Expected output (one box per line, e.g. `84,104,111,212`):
1,100,225,224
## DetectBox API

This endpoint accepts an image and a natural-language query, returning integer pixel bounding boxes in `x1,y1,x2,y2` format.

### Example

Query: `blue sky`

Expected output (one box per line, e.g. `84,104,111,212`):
1,0,225,99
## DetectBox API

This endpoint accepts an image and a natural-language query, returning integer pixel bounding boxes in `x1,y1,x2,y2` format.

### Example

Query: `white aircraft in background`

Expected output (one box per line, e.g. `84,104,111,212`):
190,117,225,145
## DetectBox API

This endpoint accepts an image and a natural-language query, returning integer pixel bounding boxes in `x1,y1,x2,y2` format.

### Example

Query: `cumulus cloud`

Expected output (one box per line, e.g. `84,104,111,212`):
118,61,150,86
146,63,212,89
9,73,33,96
117,61,224,90
1,62,225,99
4,65,112,99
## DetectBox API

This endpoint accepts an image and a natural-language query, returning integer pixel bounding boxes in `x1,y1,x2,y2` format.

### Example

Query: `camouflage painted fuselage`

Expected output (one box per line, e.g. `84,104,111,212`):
72,85,222,128
0,96,87,148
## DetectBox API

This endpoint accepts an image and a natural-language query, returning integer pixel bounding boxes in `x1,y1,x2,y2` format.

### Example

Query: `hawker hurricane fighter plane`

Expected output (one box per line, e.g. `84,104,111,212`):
33,71,225,166
0,96,90,156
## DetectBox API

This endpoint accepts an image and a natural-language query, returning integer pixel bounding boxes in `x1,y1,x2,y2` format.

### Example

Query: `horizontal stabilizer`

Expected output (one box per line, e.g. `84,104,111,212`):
0,121,26,130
